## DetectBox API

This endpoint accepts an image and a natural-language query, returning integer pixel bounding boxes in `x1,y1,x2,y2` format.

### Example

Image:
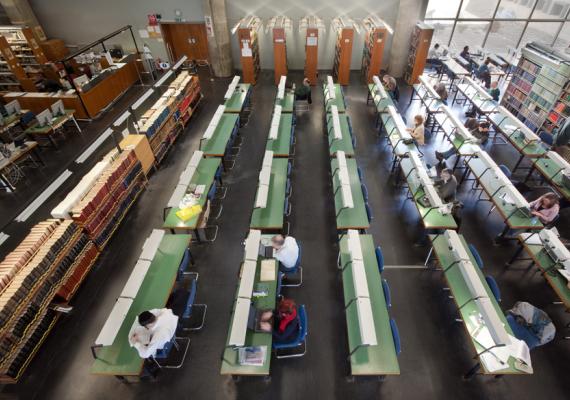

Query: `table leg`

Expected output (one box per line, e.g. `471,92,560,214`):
512,154,525,173
463,362,481,380
33,147,45,166
524,166,535,183
505,244,524,267
0,172,15,192
71,116,82,133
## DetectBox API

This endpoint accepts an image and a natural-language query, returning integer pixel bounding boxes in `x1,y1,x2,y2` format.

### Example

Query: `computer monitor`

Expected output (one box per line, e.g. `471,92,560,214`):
36,109,53,127
5,100,21,116
50,100,65,117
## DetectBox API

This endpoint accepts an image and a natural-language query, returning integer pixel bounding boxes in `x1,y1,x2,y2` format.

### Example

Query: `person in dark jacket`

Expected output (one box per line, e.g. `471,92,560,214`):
259,297,300,343
434,168,458,202
295,78,312,104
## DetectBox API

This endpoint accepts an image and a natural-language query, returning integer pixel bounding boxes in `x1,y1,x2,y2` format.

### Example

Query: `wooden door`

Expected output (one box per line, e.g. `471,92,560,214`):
160,23,209,62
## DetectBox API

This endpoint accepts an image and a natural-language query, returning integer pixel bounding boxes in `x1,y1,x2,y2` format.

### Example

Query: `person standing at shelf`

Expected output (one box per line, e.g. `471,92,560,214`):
383,74,399,102
294,78,312,104
477,58,492,88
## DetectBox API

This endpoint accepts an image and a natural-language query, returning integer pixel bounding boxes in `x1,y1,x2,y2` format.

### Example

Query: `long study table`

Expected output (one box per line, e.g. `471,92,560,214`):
339,234,400,376
224,83,252,114
266,114,294,157
250,158,288,231
429,233,532,376
90,234,190,378
200,113,240,168
24,110,82,148
331,157,369,230
163,157,221,235
323,83,346,113
327,112,355,157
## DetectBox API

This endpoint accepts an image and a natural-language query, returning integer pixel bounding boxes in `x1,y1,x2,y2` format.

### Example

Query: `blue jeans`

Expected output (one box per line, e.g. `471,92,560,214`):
440,147,457,160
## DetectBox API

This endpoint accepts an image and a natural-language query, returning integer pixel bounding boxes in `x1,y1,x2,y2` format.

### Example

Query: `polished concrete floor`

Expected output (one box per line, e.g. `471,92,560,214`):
1,70,570,400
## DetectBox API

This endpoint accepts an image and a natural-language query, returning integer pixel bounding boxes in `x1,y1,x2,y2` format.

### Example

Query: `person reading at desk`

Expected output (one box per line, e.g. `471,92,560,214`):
407,114,425,146
383,74,399,102
434,82,448,105
435,121,491,166
529,192,560,225
128,309,178,359
295,78,312,104
476,58,491,88
271,234,299,273
434,168,458,202
489,80,500,102
258,297,300,344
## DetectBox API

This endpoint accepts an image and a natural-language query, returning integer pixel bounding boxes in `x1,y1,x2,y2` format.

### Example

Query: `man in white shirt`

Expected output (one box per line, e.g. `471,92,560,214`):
128,308,178,359
427,43,444,71
271,235,299,272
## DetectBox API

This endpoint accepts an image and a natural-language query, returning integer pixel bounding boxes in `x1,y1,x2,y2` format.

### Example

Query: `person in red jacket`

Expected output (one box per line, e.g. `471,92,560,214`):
259,297,300,343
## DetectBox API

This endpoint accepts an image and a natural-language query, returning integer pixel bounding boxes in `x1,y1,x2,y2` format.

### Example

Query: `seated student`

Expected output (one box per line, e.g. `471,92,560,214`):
128,309,178,359
434,82,448,105
271,234,300,273
383,74,400,102
552,117,570,149
529,192,560,225
434,168,458,202
295,78,312,104
488,80,500,102
435,119,489,164
407,114,425,145
477,58,491,88
460,46,471,62
427,43,444,68
259,297,300,344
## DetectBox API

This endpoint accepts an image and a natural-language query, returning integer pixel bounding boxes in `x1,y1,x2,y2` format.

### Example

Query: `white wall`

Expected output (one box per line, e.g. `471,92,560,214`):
29,0,400,71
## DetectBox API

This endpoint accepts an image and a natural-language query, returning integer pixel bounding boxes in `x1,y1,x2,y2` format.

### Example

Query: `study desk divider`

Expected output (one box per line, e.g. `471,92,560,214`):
221,230,278,376
452,77,498,115
398,151,457,230
91,234,191,378
250,154,288,231
428,232,533,377
224,83,252,115
381,105,418,173
366,76,395,130
338,233,400,376
266,111,294,157
323,77,346,113
508,230,570,309
331,153,369,230
199,112,240,169
327,106,355,157
461,149,542,232
526,150,570,201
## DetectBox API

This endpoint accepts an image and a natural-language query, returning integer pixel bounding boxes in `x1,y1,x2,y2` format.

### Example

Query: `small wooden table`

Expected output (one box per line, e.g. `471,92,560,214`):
0,141,43,191
24,110,82,148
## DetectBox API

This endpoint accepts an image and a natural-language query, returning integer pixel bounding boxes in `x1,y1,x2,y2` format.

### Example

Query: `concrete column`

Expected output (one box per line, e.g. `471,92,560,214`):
0,0,44,38
388,0,429,78
203,0,233,77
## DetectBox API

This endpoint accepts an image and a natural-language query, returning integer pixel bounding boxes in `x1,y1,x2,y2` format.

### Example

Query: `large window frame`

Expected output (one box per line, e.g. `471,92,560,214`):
425,0,570,50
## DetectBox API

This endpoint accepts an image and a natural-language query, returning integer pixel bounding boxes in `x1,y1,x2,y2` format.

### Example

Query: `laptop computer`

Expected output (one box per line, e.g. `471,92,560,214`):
247,305,272,333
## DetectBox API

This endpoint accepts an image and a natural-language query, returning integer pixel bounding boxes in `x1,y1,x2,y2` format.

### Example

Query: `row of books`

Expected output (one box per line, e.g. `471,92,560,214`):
0,219,99,382
71,150,144,250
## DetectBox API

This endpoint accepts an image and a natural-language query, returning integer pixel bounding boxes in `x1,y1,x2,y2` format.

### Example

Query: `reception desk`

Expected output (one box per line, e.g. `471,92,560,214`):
76,55,140,118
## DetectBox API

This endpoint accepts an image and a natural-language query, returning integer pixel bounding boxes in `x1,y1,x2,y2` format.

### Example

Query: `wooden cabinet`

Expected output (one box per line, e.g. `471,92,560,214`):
272,27,287,85
404,22,434,85
237,27,260,84
305,28,319,85
120,134,155,175
362,27,388,83
3,92,89,120
40,39,68,62
333,28,354,86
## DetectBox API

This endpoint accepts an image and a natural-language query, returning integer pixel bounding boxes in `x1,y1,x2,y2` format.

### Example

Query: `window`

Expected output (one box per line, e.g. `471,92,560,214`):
520,22,562,46
424,0,570,51
459,0,499,19
485,21,526,53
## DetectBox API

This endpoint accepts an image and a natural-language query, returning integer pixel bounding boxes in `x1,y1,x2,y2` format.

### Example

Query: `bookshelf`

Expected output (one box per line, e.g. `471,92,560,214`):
404,22,433,85
332,25,354,86
138,73,201,164
272,27,287,85
501,44,570,134
361,17,390,83
0,219,99,383
0,26,48,91
300,16,324,86
237,27,260,85
71,149,146,251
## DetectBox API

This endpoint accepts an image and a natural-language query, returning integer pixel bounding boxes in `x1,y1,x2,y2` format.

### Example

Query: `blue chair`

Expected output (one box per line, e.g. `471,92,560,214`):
506,314,541,350
273,305,308,358
468,244,484,270
276,272,284,298
286,178,292,198
19,111,36,128
499,164,512,179
389,318,401,355
180,279,207,331
546,214,560,229
375,246,384,274
282,244,302,287
207,180,217,201
284,196,291,217
152,335,190,369
361,183,369,202
365,202,374,222
357,166,364,181
485,276,501,302
382,279,392,308
177,248,195,281
351,134,357,149
287,161,293,177
539,131,554,149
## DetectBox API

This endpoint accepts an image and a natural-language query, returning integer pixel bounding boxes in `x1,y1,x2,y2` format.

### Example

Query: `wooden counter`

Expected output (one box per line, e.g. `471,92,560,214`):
3,91,89,120
77,58,140,119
